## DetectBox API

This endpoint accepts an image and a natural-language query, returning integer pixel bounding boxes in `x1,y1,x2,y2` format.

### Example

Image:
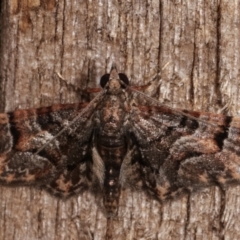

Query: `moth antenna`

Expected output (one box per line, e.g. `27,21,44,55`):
217,98,233,114
55,72,82,91
152,61,171,82
130,88,220,128
33,90,105,156
162,61,171,71
129,62,220,127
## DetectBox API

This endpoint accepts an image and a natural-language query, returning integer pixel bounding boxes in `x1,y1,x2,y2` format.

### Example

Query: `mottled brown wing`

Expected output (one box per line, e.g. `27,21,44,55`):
128,90,240,201
0,101,98,197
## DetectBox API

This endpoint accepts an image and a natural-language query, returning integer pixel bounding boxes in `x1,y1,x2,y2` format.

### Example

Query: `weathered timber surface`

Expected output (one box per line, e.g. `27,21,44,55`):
1,1,240,239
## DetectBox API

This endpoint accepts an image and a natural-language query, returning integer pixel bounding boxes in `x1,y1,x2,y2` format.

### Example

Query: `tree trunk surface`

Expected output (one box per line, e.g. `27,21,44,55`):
1,0,240,239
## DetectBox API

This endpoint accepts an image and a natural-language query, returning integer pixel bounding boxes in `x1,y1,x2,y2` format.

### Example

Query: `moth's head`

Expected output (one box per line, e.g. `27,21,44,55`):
100,64,129,93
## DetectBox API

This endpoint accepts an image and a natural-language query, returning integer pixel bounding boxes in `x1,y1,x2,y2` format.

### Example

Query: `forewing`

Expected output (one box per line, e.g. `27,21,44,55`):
127,89,233,200
0,97,103,196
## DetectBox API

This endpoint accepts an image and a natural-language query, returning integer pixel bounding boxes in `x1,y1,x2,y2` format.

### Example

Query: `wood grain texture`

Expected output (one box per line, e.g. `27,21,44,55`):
1,0,240,239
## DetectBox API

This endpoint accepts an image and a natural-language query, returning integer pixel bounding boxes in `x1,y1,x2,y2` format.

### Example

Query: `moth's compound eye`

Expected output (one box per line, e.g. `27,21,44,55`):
100,73,129,88
100,74,110,88
119,73,129,87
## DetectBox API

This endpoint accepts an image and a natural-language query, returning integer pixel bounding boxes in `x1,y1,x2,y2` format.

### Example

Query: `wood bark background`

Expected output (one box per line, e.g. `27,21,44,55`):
1,0,240,239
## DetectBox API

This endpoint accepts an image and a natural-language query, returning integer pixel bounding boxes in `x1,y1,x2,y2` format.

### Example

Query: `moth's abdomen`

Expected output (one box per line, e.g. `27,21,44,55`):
98,145,126,216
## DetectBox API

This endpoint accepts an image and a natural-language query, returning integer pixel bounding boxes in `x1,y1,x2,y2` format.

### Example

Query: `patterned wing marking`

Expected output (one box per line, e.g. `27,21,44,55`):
0,113,53,185
178,116,240,189
127,95,237,200
0,101,100,196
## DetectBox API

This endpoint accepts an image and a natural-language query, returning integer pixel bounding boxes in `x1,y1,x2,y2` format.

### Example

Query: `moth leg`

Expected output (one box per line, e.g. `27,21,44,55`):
55,72,102,93
130,65,169,97
131,78,161,98
85,87,102,93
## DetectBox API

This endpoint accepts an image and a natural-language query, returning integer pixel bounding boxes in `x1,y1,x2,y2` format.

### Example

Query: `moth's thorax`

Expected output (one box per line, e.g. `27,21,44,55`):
98,94,127,147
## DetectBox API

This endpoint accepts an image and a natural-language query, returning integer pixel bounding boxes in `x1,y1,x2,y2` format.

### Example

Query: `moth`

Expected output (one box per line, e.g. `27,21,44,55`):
0,65,240,218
